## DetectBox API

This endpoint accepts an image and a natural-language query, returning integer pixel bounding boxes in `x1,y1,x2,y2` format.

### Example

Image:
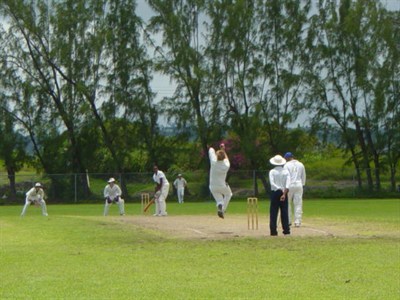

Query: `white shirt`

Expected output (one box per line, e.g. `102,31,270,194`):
209,147,230,187
284,160,306,185
104,184,122,198
174,178,187,189
269,166,291,191
153,170,169,186
26,187,44,200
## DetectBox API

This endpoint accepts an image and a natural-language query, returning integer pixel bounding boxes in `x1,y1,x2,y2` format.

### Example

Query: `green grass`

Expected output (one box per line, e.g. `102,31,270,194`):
1,199,399,299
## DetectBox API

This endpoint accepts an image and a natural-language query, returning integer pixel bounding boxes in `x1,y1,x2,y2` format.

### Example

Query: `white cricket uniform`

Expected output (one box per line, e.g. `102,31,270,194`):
21,187,48,216
103,184,125,216
208,148,232,211
284,159,306,226
173,177,187,203
153,170,169,216
269,167,291,193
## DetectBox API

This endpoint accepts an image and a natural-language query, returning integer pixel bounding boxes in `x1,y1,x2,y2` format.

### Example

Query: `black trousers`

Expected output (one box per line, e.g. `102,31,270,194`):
269,190,290,235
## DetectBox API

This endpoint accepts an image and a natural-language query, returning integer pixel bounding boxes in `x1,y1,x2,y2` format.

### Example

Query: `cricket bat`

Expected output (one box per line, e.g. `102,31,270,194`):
143,199,155,212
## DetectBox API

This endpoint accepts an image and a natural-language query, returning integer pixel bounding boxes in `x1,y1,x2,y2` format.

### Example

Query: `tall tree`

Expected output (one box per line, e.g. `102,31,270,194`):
0,0,156,198
0,0,89,183
103,0,158,169
0,103,28,202
372,9,400,192
50,0,155,194
201,0,311,194
256,0,311,154
205,0,264,169
305,0,398,191
205,0,311,161
147,0,213,166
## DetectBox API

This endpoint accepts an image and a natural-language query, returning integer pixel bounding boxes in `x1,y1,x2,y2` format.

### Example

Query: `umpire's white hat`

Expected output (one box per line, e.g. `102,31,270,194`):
269,155,286,166
108,177,116,183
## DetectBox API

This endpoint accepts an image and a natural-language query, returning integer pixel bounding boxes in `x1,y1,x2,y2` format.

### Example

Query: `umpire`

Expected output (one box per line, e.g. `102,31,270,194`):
268,155,291,236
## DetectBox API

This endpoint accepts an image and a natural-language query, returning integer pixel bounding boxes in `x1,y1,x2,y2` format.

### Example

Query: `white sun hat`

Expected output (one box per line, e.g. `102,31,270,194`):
35,182,42,187
108,177,116,183
269,155,286,166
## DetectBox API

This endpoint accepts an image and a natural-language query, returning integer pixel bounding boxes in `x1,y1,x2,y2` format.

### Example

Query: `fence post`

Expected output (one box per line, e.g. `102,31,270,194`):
253,170,256,196
74,174,77,203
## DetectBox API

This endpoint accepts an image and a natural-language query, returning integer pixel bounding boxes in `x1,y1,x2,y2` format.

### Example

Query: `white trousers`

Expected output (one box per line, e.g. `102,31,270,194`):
155,183,169,216
288,182,303,225
104,198,125,216
210,184,232,212
177,187,185,203
21,198,48,216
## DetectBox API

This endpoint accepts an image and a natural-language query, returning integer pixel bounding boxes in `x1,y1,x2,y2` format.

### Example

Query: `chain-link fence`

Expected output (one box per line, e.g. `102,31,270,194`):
0,169,398,205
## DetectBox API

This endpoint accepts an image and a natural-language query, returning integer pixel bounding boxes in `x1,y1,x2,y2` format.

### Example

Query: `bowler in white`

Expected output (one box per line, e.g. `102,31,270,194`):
208,144,232,219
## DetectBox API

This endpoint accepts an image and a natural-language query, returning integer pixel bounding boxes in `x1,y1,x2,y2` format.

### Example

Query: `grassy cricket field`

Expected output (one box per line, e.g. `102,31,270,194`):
0,199,399,299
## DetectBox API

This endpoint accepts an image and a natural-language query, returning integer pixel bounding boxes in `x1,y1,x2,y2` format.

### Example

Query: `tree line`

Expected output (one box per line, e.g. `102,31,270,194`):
0,0,398,200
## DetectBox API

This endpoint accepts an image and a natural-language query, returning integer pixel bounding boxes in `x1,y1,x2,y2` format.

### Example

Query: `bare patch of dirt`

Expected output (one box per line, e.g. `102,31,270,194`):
118,214,372,240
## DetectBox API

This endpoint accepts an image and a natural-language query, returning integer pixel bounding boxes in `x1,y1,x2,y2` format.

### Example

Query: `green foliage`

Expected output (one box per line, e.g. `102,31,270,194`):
305,0,399,192
301,147,352,180
0,108,28,173
0,0,398,195
127,150,150,173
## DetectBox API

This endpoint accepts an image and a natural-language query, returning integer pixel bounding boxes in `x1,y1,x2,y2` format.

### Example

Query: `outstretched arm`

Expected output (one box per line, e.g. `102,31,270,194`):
208,147,217,163
219,143,229,161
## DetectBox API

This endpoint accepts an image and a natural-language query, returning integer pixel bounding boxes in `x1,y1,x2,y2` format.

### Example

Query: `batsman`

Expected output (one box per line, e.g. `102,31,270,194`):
152,165,169,216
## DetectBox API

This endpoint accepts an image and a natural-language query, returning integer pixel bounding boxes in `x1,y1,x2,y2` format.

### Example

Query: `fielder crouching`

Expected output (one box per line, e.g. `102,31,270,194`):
21,182,48,217
103,178,125,216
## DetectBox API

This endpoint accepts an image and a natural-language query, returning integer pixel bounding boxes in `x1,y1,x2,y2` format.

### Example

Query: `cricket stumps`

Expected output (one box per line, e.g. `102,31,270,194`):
141,193,150,214
247,197,259,230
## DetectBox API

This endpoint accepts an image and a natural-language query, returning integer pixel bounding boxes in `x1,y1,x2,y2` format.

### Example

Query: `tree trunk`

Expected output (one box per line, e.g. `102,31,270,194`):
364,125,381,190
390,167,397,192
6,168,17,202
353,118,374,190
349,145,362,188
257,171,270,196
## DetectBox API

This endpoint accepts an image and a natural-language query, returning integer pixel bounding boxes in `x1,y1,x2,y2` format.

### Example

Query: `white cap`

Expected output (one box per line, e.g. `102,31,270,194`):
35,182,42,187
108,178,116,183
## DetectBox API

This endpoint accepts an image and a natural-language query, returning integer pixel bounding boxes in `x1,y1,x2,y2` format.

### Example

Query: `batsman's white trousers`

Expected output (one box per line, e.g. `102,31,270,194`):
210,184,232,211
155,183,169,216
288,182,303,225
21,197,48,216
104,198,125,216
